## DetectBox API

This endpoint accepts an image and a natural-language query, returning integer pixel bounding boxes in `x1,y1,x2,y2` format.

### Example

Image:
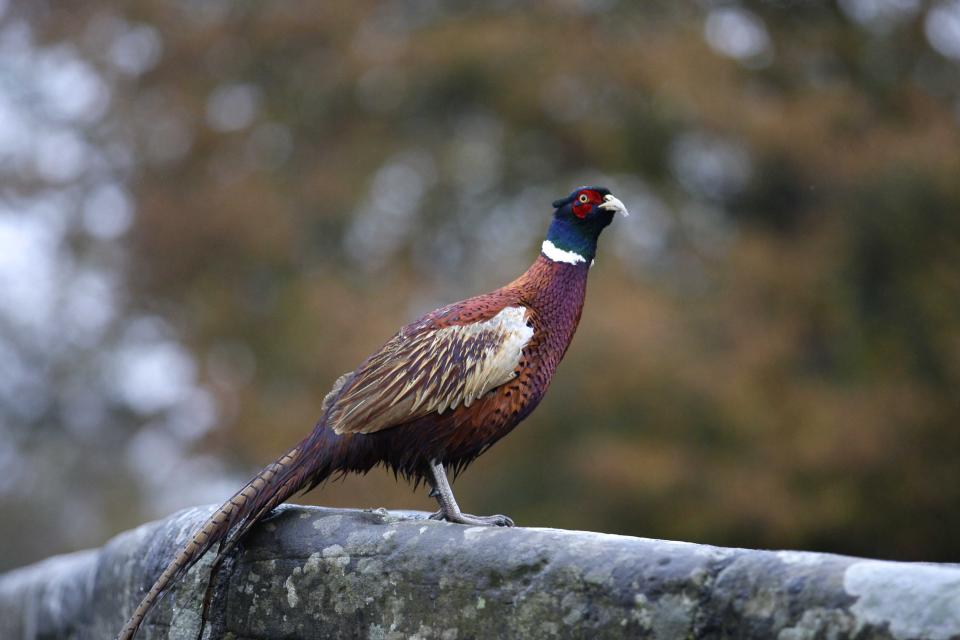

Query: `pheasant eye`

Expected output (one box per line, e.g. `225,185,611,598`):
578,194,589,204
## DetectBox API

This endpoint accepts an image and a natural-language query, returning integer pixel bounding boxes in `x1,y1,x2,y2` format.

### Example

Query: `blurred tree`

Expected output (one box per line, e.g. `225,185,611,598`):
1,0,959,571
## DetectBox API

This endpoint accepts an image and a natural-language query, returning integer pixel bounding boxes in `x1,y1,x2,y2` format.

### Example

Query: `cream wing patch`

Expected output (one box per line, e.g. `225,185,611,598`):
329,306,534,435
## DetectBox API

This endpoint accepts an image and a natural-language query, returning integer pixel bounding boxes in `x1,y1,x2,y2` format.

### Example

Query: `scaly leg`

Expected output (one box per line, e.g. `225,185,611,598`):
427,460,514,527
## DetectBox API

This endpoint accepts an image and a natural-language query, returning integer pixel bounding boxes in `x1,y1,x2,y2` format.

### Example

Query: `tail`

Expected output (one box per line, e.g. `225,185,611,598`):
117,445,307,640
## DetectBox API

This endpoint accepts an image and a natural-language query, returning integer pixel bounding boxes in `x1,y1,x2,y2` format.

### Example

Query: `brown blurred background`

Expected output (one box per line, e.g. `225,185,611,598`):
2,0,960,572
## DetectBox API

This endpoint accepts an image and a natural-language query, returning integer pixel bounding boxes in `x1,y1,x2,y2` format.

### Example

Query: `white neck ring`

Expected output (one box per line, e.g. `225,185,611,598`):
541,240,588,265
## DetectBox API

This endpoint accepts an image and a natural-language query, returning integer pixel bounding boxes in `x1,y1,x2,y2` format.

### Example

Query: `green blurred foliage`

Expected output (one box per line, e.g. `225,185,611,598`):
5,0,960,569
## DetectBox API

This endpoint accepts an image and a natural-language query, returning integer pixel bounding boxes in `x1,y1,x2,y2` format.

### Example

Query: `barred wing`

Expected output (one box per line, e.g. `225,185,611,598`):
328,305,534,435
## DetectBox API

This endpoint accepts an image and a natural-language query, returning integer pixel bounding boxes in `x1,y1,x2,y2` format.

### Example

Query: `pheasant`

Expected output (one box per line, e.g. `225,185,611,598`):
118,185,628,639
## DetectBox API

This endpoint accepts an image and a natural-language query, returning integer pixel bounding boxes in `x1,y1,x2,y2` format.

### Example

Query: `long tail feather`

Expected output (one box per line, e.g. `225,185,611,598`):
116,445,305,640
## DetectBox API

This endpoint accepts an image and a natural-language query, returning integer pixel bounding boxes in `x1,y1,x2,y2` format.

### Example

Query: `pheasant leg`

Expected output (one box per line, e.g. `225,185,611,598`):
427,460,514,527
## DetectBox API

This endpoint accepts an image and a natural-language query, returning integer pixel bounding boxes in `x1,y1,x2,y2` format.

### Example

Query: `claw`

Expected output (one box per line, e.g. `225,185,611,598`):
431,510,514,527
481,514,514,528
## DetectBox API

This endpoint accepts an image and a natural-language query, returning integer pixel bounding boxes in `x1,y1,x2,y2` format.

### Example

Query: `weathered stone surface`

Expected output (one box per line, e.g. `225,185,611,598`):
2,504,959,639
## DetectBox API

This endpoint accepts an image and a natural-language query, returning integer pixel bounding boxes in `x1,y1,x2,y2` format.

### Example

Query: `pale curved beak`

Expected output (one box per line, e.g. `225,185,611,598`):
599,194,629,217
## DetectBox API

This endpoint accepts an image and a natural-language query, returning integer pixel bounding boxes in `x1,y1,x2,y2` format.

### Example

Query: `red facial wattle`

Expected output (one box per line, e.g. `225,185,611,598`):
571,190,601,219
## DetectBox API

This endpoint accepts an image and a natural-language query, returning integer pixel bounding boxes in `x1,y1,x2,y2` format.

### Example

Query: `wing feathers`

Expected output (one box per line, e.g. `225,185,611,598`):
329,305,533,435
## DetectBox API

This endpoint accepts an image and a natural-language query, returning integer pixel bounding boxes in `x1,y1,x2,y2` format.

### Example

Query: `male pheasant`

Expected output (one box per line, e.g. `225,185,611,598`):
118,185,628,639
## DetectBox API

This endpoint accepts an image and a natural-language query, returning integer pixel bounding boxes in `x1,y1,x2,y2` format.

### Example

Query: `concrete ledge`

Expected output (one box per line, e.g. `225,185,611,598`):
2,504,959,639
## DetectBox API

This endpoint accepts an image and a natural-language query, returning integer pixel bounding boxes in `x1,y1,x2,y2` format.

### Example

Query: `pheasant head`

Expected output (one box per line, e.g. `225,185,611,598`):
542,186,629,265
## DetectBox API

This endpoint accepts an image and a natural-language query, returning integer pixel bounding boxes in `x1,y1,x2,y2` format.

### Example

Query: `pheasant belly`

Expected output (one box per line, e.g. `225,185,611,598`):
352,359,546,481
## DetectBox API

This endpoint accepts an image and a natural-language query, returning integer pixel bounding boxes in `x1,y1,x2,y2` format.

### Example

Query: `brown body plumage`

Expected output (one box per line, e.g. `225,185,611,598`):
312,254,590,483
117,186,627,640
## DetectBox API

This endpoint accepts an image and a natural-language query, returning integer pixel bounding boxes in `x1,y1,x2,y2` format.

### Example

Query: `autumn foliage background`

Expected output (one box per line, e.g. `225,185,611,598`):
2,1,960,572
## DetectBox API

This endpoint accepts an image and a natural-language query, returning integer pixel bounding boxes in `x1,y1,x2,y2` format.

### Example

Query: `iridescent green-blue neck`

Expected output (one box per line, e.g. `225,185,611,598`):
544,217,600,262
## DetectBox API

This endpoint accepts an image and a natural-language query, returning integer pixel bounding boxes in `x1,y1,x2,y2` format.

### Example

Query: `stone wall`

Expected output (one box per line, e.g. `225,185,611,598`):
2,504,959,639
